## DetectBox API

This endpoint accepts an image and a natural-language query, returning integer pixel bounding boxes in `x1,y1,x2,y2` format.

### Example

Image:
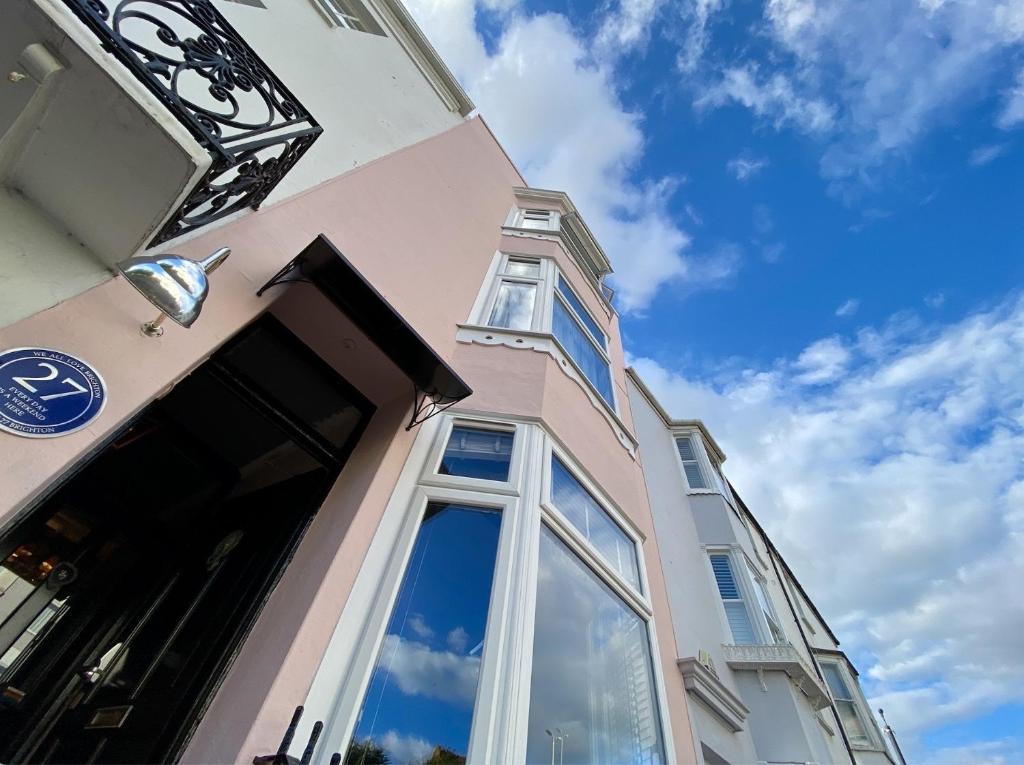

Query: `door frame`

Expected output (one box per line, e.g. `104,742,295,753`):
0,313,376,763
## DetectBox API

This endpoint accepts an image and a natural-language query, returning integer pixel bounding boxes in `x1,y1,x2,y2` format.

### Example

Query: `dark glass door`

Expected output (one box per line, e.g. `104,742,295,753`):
0,317,373,764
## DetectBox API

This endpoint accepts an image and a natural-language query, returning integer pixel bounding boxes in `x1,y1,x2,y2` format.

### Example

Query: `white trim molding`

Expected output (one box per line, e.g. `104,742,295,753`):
678,657,750,733
455,324,638,457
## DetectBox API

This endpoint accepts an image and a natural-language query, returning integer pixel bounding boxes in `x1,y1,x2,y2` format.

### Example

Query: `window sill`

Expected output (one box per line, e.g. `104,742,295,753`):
455,324,638,456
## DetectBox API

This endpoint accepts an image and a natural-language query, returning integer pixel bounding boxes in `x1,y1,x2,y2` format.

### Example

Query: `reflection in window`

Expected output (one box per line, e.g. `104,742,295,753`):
550,456,640,590
556,276,605,349
526,526,665,765
440,426,514,481
822,663,870,743
553,298,614,407
345,504,502,765
506,257,541,278
489,281,537,330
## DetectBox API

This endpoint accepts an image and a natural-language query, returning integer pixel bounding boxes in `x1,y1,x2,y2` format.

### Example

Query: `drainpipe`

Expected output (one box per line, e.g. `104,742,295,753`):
764,544,858,765
879,709,908,765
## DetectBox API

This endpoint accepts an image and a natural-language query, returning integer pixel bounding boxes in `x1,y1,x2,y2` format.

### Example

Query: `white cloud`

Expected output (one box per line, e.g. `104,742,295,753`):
762,242,785,263
998,68,1024,129
630,294,1024,751
690,0,1024,184
696,64,837,134
407,613,434,640
380,634,481,707
378,730,435,765
969,143,1007,166
594,0,665,59
726,154,769,180
677,0,727,73
925,291,946,309
405,0,707,312
835,298,860,317
446,625,469,653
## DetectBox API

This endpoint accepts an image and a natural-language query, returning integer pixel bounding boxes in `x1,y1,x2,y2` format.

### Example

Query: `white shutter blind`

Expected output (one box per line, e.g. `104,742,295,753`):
676,436,708,489
709,554,756,644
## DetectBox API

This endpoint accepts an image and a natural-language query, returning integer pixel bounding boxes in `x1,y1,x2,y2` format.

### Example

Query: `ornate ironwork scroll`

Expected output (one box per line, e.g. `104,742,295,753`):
63,0,322,245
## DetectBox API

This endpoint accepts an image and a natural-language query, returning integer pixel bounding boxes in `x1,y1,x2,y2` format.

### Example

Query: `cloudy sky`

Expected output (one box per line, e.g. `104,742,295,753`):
403,0,1024,760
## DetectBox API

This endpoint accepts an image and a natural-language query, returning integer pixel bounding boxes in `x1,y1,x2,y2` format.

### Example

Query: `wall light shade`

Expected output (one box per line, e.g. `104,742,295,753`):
117,247,230,335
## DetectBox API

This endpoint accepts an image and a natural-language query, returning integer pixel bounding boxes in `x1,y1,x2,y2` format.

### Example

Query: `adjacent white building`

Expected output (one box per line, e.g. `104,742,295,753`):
627,369,900,765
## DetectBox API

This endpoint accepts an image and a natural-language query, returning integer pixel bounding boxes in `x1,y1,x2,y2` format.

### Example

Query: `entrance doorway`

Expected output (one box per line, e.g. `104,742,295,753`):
0,316,373,764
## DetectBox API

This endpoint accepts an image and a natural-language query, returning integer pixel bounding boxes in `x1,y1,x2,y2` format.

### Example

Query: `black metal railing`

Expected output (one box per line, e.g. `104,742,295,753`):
254,706,340,765
64,0,322,246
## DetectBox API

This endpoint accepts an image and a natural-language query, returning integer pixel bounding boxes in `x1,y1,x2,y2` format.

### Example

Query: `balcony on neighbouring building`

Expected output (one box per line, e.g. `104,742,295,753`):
721,643,832,710
1,0,321,327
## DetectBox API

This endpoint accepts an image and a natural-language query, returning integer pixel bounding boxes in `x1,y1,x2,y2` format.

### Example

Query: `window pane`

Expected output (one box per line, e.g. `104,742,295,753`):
675,437,708,489
823,663,852,699
551,456,640,590
527,526,666,765
837,700,869,741
557,275,605,348
553,298,614,407
506,258,541,278
521,209,554,230
439,426,514,481
489,281,536,330
345,504,502,765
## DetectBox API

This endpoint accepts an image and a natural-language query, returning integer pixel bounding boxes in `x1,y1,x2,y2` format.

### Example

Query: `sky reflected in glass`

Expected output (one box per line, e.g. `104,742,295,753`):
526,525,665,765
345,504,502,765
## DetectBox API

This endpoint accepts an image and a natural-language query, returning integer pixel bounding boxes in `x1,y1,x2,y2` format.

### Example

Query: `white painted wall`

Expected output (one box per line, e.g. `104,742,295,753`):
214,0,469,204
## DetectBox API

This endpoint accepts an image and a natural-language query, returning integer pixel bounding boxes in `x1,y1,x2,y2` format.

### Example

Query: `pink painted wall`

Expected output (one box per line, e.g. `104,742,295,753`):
0,117,697,763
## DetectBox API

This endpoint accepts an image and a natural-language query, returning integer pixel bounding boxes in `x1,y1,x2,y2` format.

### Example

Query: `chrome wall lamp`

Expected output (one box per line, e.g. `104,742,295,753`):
116,247,231,337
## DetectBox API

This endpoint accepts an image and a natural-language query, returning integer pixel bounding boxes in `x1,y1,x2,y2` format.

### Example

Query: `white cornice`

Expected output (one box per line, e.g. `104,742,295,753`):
625,367,727,463
371,0,475,117
511,187,613,280
678,657,750,732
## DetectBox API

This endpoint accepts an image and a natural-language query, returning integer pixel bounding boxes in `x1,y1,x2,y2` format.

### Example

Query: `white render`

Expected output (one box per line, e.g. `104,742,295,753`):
627,369,897,765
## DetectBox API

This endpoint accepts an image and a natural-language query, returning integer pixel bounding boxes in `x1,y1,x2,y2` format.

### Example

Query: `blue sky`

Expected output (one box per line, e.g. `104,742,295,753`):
404,0,1024,761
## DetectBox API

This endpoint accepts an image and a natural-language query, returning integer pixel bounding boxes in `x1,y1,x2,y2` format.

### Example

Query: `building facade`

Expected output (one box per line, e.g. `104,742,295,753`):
0,2,897,764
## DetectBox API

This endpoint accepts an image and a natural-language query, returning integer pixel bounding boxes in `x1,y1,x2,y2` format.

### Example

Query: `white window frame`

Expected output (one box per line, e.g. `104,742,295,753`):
295,414,676,765
470,253,619,416
506,206,561,231
704,546,780,646
744,557,785,644
671,428,738,506
818,657,885,751
310,0,385,33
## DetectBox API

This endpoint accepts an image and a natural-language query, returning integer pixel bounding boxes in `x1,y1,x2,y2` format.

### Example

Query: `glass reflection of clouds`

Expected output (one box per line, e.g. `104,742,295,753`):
526,525,665,765
344,504,502,765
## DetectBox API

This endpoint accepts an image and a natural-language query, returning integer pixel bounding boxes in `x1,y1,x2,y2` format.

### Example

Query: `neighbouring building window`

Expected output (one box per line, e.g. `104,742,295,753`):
550,455,641,591
344,503,502,764
439,425,514,481
821,662,872,746
526,525,666,765
475,254,616,412
675,435,708,490
709,553,757,644
311,0,385,34
745,559,785,643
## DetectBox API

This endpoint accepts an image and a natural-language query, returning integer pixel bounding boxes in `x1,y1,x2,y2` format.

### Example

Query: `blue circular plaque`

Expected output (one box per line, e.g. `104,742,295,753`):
0,347,107,438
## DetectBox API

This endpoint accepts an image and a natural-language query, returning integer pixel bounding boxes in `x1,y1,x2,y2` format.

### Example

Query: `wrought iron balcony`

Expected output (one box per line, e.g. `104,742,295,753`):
63,0,322,246
721,643,832,710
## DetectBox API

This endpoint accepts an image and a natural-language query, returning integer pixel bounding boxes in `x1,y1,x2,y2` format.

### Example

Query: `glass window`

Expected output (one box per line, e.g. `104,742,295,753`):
675,436,708,490
822,664,870,743
709,554,756,644
439,426,514,481
556,276,606,349
526,526,666,765
506,257,541,278
344,504,502,765
553,298,614,407
745,560,785,643
550,456,640,590
489,281,537,330
520,209,555,230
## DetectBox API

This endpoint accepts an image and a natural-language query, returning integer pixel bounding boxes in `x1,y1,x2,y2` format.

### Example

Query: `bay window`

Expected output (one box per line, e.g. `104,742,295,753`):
473,254,616,412
307,415,673,764
709,553,757,645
